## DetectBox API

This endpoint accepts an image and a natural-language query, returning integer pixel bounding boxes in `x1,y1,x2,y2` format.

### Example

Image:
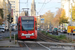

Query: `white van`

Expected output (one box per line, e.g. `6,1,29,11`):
0,27,5,33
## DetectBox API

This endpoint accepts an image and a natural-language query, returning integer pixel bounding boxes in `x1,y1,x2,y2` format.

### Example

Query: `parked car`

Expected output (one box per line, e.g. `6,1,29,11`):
58,29,61,32
63,30,67,33
0,27,5,33
60,30,63,33
52,28,58,35
41,29,43,31
47,30,52,33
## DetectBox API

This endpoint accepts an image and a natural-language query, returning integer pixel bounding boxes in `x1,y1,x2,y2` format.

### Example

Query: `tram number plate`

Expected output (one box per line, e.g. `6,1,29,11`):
26,36,30,38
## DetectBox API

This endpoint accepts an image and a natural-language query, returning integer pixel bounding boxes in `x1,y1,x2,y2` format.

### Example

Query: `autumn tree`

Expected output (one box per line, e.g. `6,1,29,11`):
52,8,62,27
52,8,68,29
41,10,54,29
0,9,3,19
0,19,4,25
0,2,4,25
70,6,75,21
59,9,68,24
0,2,3,19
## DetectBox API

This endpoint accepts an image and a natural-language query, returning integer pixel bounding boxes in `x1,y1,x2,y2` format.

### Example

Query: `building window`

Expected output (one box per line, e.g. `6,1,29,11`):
14,11,15,13
11,4,15,5
11,6,15,8
10,1,15,3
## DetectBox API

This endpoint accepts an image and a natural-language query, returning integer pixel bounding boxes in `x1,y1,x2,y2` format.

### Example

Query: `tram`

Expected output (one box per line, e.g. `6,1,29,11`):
18,16,37,39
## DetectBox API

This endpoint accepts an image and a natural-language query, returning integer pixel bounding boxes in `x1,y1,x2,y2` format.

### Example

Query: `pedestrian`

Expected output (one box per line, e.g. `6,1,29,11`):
71,29,73,33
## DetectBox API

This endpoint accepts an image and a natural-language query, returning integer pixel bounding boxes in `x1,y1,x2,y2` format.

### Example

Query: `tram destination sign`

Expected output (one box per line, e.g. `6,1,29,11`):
22,17,34,20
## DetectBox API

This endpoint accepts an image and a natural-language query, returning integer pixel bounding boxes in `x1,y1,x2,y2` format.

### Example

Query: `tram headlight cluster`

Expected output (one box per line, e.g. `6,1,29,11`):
32,33,34,36
21,33,24,36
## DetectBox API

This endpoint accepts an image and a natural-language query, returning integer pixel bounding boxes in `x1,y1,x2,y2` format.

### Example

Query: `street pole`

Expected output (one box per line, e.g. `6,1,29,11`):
71,3,72,26
3,0,6,31
71,1,73,42
19,0,20,15
22,8,29,16
9,23,11,42
3,0,5,20
7,0,11,42
8,0,11,42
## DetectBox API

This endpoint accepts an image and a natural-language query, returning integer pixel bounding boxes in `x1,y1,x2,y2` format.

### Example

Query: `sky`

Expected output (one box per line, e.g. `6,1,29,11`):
20,0,61,16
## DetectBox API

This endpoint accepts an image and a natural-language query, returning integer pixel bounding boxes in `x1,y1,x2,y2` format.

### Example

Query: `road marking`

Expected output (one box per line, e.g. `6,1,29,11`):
23,41,32,50
37,42,51,50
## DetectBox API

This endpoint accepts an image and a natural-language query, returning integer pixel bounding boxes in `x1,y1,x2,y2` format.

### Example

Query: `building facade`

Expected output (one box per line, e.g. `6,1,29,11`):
61,0,75,20
31,0,36,16
0,0,11,30
61,0,75,25
9,0,19,24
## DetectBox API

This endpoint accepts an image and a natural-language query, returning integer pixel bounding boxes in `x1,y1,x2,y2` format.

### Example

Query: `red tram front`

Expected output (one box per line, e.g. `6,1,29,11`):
18,16,37,39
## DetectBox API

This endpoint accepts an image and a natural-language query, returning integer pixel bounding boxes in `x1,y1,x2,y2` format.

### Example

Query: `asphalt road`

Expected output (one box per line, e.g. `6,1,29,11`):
0,47,74,50
0,31,18,39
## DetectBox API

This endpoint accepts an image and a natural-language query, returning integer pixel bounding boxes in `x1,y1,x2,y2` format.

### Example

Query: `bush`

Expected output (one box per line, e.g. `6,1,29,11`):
58,35,66,39
41,31,67,40
6,34,18,40
41,31,46,33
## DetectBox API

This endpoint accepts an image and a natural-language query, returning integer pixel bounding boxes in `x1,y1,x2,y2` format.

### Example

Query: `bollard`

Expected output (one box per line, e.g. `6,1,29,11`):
14,33,15,44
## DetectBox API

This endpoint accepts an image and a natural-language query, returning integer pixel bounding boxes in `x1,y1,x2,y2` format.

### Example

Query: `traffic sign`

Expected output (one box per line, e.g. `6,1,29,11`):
41,18,44,20
41,18,44,23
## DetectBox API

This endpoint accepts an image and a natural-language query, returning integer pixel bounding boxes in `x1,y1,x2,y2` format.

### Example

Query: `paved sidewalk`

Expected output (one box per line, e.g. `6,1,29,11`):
0,39,19,47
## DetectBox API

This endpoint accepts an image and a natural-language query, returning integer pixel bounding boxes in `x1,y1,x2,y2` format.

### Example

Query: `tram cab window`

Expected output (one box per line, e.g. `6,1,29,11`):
35,21,37,30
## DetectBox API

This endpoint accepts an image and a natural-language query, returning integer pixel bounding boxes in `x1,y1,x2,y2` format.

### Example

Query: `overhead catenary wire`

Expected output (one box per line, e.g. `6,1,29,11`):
19,2,27,4
19,0,28,14
27,0,28,8
38,0,51,4
37,0,52,15
37,0,46,15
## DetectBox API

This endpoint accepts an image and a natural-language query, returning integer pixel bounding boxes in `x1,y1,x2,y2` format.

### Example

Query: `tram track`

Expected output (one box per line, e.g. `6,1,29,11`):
18,41,32,50
18,40,75,50
18,40,51,50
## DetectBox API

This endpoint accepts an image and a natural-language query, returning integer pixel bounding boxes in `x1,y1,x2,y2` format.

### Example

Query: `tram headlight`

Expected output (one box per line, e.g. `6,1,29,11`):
32,33,34,36
21,33,24,36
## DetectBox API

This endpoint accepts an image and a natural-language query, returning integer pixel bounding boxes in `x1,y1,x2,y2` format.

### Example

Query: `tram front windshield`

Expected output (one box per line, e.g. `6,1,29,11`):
21,17,34,31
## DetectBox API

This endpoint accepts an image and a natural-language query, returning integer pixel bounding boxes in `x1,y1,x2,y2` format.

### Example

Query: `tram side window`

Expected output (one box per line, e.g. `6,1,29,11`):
18,22,20,31
35,21,37,30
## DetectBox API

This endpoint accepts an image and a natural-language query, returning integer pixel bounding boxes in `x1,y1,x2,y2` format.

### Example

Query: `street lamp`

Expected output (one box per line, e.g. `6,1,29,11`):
68,0,74,42
68,0,74,26
71,3,73,26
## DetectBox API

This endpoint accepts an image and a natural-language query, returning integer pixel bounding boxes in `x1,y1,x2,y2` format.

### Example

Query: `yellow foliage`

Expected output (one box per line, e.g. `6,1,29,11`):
59,9,68,24
70,6,75,21
60,9,65,18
